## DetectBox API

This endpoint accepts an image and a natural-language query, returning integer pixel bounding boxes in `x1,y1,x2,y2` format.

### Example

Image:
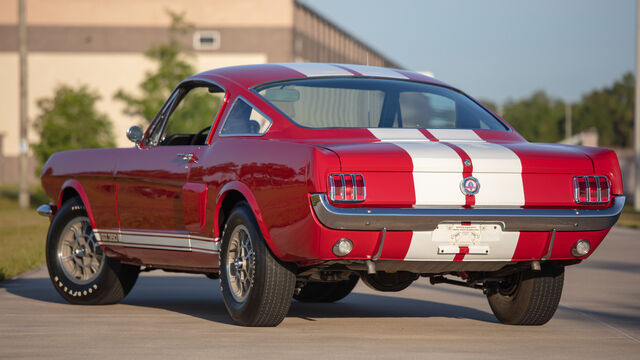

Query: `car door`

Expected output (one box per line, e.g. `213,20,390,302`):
114,81,225,266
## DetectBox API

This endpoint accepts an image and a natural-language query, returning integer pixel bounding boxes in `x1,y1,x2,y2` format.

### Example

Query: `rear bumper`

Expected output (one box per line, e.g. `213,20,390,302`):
310,194,625,232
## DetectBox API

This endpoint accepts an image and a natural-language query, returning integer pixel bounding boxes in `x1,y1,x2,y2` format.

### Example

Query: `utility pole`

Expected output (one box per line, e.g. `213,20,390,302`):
565,103,572,139
18,0,29,209
635,0,640,211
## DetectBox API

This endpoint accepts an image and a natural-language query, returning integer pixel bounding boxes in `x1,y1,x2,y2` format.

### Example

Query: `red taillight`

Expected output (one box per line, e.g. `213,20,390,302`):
573,176,610,204
329,174,366,202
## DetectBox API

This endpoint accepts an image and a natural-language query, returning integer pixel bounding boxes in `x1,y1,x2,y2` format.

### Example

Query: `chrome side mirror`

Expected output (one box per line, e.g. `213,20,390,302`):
126,125,143,143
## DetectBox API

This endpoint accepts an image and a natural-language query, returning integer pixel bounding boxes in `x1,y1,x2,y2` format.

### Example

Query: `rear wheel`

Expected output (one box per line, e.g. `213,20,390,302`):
219,202,296,326
294,275,359,303
46,198,139,305
486,265,564,325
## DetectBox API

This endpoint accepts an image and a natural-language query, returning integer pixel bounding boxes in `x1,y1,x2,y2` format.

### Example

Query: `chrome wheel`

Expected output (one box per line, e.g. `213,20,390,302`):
225,224,255,303
57,216,105,285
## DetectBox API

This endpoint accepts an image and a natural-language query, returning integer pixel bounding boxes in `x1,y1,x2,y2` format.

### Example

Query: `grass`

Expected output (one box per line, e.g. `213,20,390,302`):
0,186,51,281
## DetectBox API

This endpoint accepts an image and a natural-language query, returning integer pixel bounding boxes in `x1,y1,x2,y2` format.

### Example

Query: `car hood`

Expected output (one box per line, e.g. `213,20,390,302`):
318,140,594,174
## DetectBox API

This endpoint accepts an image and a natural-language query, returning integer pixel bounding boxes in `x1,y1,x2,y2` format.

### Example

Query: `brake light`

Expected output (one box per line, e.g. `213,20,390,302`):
329,174,366,202
573,176,610,204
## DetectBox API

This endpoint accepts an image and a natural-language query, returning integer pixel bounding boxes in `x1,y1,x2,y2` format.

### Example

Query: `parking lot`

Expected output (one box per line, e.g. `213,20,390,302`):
1,226,638,359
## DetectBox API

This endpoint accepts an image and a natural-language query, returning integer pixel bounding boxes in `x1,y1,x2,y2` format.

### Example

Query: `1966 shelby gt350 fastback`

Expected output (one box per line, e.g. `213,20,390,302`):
39,63,623,327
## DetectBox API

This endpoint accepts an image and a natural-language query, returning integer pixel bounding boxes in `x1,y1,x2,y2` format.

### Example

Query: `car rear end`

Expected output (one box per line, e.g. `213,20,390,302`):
255,73,624,325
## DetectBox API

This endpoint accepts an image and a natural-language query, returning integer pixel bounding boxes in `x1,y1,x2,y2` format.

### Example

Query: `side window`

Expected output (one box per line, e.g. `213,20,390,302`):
156,85,224,146
219,98,272,136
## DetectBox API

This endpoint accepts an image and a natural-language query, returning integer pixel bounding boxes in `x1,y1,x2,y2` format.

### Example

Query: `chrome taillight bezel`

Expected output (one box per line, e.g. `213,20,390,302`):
328,174,366,202
573,175,610,204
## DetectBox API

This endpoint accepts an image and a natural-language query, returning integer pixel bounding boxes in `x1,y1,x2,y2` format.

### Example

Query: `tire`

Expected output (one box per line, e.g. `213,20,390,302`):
219,202,295,326
294,275,359,303
487,265,564,325
46,197,140,305
361,271,418,292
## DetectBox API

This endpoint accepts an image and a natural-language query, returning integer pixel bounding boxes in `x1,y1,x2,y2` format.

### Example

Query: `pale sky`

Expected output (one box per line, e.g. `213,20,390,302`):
299,0,636,104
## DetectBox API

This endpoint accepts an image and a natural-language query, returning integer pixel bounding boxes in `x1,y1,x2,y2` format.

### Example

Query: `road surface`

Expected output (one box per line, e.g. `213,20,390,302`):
1,227,639,359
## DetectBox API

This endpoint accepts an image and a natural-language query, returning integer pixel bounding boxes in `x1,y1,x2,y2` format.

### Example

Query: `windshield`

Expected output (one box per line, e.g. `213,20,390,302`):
256,78,507,131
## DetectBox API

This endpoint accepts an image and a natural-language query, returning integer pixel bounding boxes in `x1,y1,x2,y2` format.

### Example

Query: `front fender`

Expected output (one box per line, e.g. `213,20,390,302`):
57,179,97,229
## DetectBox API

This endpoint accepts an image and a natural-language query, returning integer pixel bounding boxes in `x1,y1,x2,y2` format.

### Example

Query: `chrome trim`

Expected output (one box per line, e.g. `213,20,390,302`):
37,204,53,217
176,152,196,163
310,194,625,232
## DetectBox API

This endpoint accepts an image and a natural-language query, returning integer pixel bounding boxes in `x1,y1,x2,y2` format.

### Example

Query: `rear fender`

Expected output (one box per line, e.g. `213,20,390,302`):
215,181,282,258
56,179,97,229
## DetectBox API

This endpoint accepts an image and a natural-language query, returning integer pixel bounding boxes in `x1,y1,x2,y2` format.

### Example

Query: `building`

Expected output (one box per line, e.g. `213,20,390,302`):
0,0,400,184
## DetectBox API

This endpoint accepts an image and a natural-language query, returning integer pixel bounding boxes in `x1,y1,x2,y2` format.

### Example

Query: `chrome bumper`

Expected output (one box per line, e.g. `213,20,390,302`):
310,194,625,232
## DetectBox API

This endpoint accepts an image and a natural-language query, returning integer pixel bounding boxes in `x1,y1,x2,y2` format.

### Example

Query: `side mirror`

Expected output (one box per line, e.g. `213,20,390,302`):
126,125,143,143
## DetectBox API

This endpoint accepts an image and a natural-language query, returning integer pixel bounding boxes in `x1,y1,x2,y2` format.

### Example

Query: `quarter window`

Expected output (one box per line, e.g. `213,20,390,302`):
220,98,272,136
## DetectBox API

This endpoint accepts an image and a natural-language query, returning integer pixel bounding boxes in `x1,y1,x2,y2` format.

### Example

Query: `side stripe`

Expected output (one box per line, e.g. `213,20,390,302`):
94,229,220,254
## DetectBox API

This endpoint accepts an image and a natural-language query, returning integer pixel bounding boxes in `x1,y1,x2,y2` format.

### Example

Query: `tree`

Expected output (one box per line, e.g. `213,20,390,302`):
573,72,634,147
114,11,196,123
502,91,565,143
32,85,115,170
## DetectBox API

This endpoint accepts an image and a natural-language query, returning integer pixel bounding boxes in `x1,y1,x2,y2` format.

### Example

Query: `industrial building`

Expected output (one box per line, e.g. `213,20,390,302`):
0,0,399,183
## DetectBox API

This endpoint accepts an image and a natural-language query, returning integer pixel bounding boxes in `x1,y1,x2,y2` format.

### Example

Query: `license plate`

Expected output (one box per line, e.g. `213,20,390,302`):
432,222,504,255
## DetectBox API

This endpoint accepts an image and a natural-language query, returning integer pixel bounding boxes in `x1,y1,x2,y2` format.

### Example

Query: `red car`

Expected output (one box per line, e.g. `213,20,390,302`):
39,63,624,327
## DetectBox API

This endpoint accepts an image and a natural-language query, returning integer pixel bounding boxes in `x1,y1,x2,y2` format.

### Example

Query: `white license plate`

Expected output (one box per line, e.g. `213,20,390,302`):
432,222,503,244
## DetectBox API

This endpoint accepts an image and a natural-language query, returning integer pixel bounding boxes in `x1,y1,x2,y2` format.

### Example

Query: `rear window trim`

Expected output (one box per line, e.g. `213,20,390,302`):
252,76,511,132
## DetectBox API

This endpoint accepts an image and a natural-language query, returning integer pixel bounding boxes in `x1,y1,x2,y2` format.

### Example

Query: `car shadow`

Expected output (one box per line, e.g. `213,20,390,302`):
2,274,497,325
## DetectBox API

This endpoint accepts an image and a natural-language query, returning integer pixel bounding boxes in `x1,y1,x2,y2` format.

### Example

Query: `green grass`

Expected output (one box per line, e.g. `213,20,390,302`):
618,205,640,229
0,186,50,281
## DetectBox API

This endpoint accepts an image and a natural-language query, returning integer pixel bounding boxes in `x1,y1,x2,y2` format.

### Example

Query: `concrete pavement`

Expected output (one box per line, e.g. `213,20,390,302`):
1,226,638,359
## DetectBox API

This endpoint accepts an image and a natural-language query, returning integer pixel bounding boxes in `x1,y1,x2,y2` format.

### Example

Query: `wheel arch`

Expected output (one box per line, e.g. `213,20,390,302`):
56,179,97,229
215,181,283,258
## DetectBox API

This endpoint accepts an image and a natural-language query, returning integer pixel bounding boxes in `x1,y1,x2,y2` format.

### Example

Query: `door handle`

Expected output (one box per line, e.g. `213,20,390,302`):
176,153,197,163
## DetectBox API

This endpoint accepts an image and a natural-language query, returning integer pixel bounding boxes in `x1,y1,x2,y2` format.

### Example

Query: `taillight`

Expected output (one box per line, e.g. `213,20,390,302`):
573,176,610,204
329,174,366,202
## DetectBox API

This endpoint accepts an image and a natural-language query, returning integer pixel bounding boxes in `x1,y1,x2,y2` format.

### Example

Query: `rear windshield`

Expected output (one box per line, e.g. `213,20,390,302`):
256,78,507,131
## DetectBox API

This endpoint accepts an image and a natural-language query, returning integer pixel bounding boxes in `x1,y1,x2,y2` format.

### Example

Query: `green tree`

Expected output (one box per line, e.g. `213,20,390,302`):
573,72,634,147
32,85,115,169
478,98,498,114
114,10,196,123
502,91,565,143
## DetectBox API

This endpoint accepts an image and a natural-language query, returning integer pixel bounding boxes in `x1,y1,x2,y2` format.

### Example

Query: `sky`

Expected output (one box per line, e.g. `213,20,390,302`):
298,0,636,105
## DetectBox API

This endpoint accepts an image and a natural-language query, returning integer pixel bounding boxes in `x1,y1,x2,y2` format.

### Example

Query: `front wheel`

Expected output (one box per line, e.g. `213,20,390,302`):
46,198,139,305
219,202,296,326
486,265,564,325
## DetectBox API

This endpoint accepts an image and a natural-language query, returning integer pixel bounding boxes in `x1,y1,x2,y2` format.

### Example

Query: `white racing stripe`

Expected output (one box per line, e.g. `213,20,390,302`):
369,128,465,206
367,128,525,261
454,141,525,206
343,64,409,79
280,63,353,77
428,129,483,141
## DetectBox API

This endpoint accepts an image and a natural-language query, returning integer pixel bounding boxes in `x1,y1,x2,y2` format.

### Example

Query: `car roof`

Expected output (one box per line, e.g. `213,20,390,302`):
191,63,451,89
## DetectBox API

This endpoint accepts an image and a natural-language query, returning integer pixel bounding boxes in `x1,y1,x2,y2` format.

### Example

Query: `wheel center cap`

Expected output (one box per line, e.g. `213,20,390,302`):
234,257,244,270
74,247,86,257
